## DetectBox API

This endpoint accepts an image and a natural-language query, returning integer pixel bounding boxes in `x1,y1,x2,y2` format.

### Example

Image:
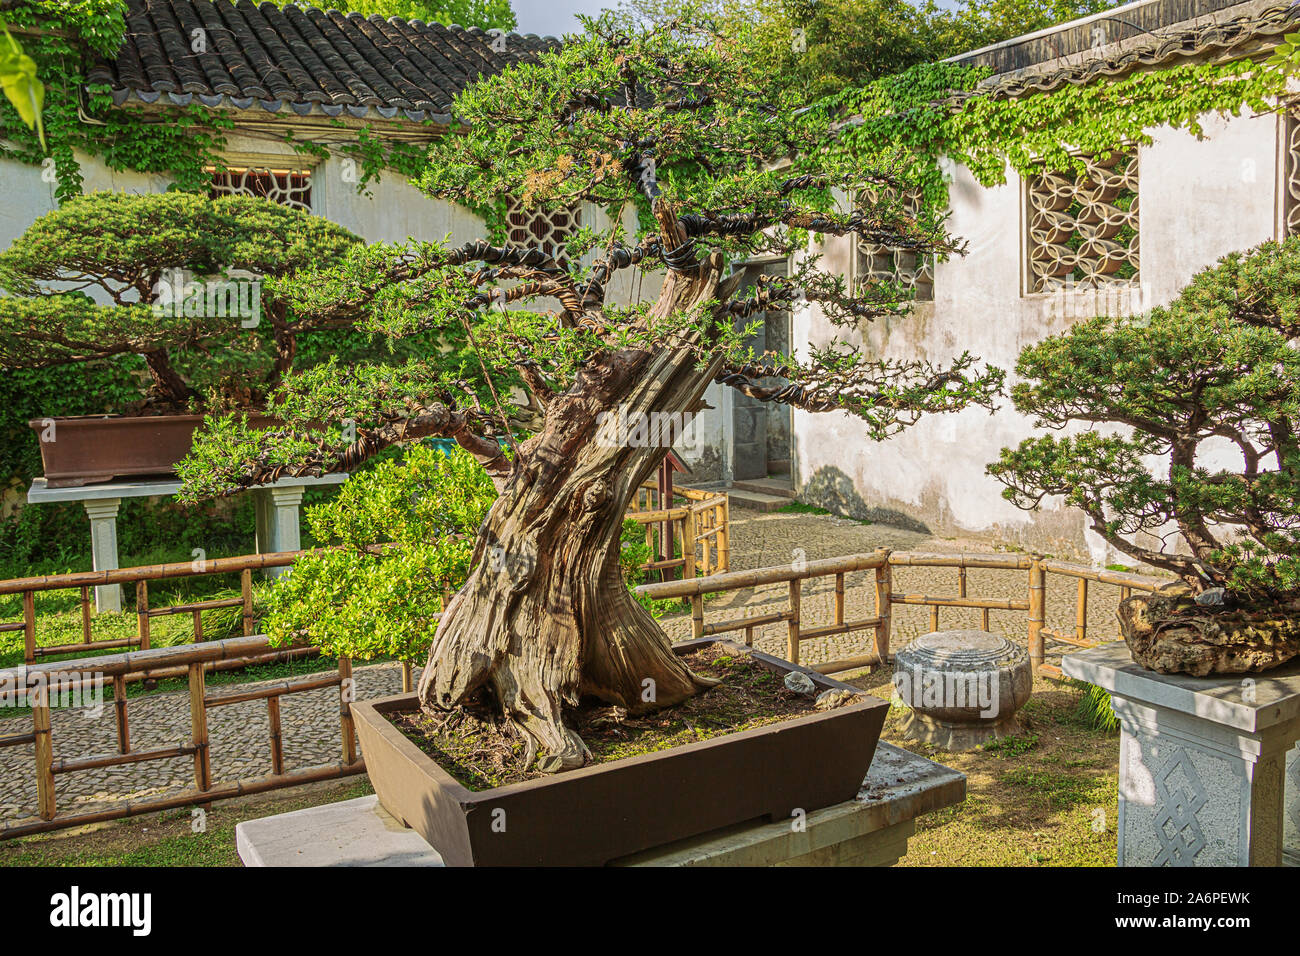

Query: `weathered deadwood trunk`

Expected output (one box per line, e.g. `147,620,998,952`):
417,254,735,771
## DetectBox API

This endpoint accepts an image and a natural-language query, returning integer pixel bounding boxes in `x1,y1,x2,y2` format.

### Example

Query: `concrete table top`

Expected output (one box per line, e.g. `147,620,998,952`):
1063,641,1300,733
236,742,966,867
27,472,347,504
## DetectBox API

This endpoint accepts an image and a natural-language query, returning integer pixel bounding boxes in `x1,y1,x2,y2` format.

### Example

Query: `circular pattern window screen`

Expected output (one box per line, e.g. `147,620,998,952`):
854,188,934,302
1026,150,1139,293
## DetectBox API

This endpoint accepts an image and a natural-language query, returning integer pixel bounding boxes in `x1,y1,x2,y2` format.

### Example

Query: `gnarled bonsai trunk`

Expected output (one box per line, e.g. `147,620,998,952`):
418,256,731,770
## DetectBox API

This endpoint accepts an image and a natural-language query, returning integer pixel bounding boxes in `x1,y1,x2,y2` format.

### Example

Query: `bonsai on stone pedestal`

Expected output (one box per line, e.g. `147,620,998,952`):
990,237,1300,677
176,13,1001,864
0,191,360,485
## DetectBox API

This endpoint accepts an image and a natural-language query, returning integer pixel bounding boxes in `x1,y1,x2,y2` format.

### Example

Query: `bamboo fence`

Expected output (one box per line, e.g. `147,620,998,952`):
626,482,730,577
0,634,363,839
0,530,1157,838
635,549,1164,678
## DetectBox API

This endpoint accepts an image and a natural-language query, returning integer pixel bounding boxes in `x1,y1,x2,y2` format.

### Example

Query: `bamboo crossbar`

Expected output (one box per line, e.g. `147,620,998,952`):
145,596,243,617
889,593,1030,611
887,551,1035,570
204,673,340,707
798,617,882,642
0,550,307,595
51,743,194,775
811,652,885,674
0,634,278,683
702,609,793,636
0,760,366,840
33,636,140,658
1040,559,1163,592
635,550,889,600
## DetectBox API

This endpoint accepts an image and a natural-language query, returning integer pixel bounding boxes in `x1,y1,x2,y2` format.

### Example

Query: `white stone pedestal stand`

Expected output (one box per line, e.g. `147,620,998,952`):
27,473,348,610
1063,642,1300,867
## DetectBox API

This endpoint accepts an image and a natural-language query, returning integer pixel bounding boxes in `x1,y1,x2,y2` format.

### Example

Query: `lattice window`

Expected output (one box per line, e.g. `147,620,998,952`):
853,188,934,302
1283,113,1300,237
208,165,313,211
506,198,580,266
1025,150,1139,294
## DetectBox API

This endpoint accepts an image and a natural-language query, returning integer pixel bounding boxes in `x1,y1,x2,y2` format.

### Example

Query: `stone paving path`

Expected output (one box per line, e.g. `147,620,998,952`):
0,509,1153,825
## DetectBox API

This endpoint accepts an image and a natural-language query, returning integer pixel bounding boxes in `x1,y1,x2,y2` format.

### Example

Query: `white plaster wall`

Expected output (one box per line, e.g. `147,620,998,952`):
793,107,1281,562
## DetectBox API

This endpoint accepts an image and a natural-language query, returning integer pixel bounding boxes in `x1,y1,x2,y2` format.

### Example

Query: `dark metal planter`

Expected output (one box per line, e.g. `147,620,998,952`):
28,414,275,488
350,638,889,866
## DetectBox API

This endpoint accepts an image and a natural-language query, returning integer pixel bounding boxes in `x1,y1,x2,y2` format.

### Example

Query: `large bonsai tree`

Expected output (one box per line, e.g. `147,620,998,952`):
990,237,1300,606
179,15,1001,771
0,191,360,410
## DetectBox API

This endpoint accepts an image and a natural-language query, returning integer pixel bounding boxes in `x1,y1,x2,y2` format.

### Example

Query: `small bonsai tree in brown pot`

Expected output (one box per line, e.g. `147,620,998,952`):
0,190,360,485
990,237,1300,677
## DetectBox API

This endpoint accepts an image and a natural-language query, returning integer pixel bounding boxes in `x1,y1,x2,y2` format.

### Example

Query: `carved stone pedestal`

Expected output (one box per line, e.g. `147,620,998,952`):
1063,642,1300,867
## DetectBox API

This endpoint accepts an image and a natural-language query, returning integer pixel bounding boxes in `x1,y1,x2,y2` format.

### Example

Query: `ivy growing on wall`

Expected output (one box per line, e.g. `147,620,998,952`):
828,53,1287,225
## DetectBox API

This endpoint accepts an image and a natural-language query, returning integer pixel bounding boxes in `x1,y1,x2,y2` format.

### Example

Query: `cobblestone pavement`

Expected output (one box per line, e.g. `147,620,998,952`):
0,508,1152,825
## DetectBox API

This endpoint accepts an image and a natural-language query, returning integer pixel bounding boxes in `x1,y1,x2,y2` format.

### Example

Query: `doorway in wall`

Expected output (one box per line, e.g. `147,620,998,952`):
729,259,793,492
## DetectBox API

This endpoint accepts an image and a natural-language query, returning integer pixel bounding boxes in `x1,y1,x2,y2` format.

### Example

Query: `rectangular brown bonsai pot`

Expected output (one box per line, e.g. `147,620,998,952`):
28,414,276,488
350,638,889,866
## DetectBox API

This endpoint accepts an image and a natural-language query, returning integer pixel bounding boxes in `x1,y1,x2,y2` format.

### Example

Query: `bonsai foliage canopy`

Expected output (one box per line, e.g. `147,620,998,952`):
0,190,360,409
990,237,1300,604
179,13,1003,772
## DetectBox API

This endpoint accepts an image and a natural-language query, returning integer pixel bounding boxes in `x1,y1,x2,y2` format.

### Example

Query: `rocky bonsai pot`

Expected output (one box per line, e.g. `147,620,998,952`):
351,638,889,867
1118,583,1300,677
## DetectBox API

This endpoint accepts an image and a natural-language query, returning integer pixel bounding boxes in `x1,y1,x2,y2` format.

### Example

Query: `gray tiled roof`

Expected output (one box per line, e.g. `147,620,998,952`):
87,0,556,124
948,0,1300,99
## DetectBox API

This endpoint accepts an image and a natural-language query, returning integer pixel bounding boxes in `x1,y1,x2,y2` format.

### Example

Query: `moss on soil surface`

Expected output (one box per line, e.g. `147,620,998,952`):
392,643,818,790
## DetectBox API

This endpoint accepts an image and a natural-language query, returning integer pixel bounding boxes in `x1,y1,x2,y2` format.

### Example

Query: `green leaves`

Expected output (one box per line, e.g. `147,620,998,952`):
261,443,497,663
0,22,44,149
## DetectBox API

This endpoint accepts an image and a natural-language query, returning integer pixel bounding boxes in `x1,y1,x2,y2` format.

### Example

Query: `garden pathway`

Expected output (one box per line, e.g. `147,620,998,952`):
0,508,1147,825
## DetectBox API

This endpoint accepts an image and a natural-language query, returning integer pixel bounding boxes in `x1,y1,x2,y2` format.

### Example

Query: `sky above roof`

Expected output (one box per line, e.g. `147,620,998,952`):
512,0,614,37
511,0,967,38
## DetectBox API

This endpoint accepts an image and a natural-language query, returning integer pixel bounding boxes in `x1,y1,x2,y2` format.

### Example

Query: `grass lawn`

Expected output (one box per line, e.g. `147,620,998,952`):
0,673,1119,867
845,669,1120,866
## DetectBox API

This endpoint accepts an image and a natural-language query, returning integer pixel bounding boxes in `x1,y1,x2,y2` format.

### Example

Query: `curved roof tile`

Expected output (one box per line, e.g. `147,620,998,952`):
87,0,556,123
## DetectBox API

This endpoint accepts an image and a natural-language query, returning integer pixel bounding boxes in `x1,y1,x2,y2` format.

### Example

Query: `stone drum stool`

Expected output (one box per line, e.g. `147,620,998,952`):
893,630,1033,751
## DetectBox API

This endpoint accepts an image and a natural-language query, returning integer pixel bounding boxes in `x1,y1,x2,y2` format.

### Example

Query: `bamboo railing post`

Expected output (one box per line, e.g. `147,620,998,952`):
720,497,731,572
112,675,129,754
401,661,413,693
241,569,254,636
834,572,845,627
80,586,91,644
267,696,284,776
682,510,696,580
1028,558,1046,673
136,580,150,651
787,579,801,664
338,655,356,764
930,602,940,633
22,590,35,665
192,608,203,643
1076,577,1089,645
691,594,704,639
187,662,211,791
32,680,55,820
874,560,892,667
